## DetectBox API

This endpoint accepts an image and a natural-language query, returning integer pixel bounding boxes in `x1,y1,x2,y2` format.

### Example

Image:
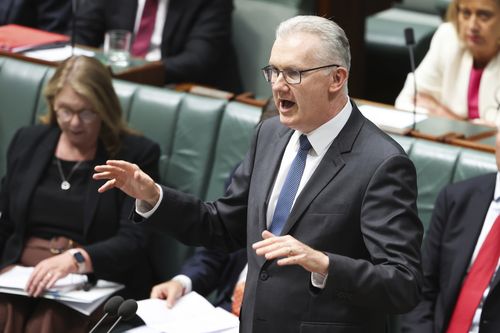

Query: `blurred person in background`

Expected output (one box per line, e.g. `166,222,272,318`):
74,0,242,93
0,0,71,33
396,0,500,125
0,55,159,333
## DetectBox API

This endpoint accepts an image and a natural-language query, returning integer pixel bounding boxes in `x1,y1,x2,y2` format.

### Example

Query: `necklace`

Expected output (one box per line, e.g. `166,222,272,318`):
55,158,83,190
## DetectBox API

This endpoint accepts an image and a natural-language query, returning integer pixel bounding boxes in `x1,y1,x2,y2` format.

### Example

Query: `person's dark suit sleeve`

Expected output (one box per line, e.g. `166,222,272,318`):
179,247,230,297
84,137,160,278
0,128,24,257
324,154,423,313
401,187,450,332
35,0,72,33
163,0,234,84
74,0,106,47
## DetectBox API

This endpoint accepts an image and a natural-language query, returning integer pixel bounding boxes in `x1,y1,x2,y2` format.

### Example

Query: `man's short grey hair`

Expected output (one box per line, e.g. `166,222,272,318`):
276,16,351,71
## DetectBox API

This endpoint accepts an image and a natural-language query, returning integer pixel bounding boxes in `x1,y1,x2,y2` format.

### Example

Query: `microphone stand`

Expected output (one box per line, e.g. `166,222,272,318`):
404,28,418,132
71,0,78,55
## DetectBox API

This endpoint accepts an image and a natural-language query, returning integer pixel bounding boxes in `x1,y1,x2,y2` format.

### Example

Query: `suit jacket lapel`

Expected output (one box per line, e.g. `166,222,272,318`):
281,103,364,235
443,178,495,316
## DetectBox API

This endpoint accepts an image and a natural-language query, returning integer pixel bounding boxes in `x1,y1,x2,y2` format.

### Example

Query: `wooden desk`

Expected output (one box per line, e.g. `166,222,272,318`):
0,49,165,87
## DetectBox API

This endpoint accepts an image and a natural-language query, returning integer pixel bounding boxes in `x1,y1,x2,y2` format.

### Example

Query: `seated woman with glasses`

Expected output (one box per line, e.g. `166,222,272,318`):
0,55,160,332
395,0,500,125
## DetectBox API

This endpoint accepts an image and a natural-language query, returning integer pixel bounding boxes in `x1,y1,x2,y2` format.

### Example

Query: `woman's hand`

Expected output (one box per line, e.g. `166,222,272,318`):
25,252,77,297
416,93,465,120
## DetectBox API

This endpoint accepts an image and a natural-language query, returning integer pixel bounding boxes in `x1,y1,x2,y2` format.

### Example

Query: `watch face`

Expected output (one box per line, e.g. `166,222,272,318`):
74,252,85,263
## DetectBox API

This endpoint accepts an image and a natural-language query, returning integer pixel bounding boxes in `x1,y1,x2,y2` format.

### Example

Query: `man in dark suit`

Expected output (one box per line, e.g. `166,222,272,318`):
94,15,423,333
74,0,242,92
0,0,71,33
401,132,500,333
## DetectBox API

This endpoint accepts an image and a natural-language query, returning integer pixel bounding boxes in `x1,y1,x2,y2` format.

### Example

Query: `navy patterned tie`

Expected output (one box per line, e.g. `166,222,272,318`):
269,135,312,235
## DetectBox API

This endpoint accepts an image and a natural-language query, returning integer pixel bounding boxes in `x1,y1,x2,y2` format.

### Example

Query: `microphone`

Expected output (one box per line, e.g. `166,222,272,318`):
88,295,124,333
404,27,418,131
71,0,79,55
106,299,138,333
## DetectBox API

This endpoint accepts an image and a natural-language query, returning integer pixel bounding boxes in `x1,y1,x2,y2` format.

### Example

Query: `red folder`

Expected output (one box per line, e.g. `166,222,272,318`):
0,24,70,53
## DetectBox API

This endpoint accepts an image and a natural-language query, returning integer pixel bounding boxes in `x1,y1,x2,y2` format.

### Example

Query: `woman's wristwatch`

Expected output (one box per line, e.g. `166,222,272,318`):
68,249,86,274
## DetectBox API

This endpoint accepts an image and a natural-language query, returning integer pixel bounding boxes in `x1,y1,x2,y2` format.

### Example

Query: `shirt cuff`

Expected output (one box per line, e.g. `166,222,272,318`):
172,274,193,295
135,184,163,218
311,272,328,289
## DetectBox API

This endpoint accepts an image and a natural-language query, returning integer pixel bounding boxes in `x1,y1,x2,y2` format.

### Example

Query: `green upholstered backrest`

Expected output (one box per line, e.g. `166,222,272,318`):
454,149,497,182
0,58,51,177
232,0,304,98
112,80,138,121
390,134,497,231
204,100,262,201
163,95,226,197
34,67,55,121
128,87,183,180
390,135,416,154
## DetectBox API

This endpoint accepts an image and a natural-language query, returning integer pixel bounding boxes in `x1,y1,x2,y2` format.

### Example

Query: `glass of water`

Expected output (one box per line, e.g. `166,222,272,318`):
104,30,131,67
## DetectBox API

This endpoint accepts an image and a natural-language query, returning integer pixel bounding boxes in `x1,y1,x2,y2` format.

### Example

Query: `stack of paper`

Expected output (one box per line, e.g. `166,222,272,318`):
358,104,428,134
24,45,95,62
131,292,239,333
0,265,124,315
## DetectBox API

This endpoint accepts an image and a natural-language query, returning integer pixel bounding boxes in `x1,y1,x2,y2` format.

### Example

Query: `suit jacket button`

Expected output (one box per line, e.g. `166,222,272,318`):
260,271,269,281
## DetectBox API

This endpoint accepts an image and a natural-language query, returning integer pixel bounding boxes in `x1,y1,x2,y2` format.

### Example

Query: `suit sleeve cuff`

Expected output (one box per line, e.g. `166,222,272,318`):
135,184,163,218
311,272,328,289
172,274,193,295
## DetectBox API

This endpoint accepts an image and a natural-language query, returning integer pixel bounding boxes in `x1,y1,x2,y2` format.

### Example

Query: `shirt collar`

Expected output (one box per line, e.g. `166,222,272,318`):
293,99,352,156
494,172,500,202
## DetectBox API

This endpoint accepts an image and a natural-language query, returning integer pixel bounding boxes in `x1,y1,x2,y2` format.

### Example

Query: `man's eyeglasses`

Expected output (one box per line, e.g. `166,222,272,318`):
55,107,98,124
261,64,341,85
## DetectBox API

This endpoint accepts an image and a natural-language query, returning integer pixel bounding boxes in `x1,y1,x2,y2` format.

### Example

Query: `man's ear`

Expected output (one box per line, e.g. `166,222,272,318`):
328,67,349,93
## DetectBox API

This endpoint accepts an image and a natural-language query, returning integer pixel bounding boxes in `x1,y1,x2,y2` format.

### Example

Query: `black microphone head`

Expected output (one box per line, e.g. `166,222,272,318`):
104,296,124,316
404,28,415,46
117,299,138,321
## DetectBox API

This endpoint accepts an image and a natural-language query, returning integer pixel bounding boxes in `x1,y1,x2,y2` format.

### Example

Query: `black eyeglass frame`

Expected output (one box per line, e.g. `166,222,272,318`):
261,64,341,85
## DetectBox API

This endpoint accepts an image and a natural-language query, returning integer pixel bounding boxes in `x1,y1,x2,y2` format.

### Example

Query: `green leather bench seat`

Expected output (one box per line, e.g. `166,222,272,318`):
391,134,497,231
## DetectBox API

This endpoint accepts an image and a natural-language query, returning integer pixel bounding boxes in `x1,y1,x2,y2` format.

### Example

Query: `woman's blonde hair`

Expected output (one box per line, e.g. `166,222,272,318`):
40,56,135,157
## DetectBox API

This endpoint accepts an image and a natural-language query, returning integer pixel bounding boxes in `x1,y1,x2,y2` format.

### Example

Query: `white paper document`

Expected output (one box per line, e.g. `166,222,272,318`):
0,265,124,315
23,45,95,62
359,104,428,134
134,292,239,333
